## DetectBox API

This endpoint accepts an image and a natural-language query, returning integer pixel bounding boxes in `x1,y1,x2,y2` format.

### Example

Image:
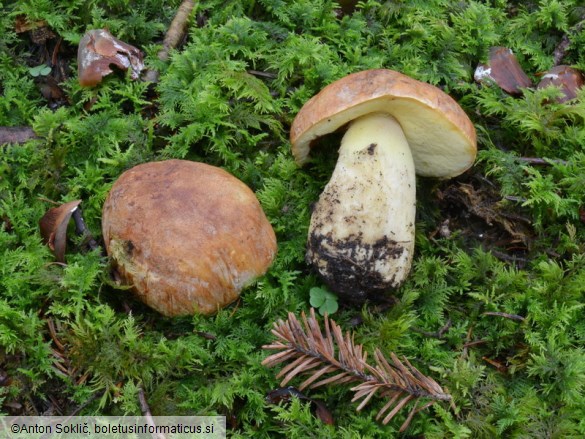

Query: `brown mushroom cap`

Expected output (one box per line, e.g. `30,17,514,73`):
290,69,477,178
102,160,277,317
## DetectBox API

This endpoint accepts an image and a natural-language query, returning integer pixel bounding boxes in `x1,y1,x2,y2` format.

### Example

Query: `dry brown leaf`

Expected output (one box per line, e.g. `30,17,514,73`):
537,65,584,103
39,200,82,262
474,47,532,95
14,15,48,34
78,29,144,87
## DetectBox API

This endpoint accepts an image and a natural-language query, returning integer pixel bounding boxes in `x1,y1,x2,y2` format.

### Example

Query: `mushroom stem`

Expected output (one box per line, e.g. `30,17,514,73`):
307,112,416,301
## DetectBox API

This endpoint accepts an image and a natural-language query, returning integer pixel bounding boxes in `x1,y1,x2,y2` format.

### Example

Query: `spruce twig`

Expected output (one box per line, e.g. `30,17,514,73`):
262,309,450,431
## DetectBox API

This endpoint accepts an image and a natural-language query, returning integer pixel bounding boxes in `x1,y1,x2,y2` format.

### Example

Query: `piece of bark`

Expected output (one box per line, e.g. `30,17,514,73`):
0,127,37,145
138,387,166,439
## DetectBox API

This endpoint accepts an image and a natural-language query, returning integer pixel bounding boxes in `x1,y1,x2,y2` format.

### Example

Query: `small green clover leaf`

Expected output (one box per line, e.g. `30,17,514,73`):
310,287,339,316
29,64,52,77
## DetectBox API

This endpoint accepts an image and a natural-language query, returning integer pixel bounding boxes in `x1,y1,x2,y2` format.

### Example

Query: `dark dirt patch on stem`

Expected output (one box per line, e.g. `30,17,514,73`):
307,231,405,304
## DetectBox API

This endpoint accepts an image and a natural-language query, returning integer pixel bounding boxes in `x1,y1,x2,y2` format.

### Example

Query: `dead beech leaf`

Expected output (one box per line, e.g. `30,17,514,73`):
15,15,56,44
77,29,144,87
537,65,584,103
312,399,335,425
474,47,532,95
39,200,82,262
14,15,48,33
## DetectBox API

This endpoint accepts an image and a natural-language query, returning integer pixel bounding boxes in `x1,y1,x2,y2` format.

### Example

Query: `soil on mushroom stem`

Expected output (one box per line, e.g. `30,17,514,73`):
309,169,534,304
307,231,406,304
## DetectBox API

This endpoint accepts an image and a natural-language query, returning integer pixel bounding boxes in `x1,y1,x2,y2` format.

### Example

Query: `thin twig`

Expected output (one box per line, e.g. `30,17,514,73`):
517,157,567,166
490,249,528,265
47,319,65,351
248,69,277,79
553,18,585,66
461,325,474,360
138,387,166,439
504,195,527,203
71,208,100,252
51,37,62,67
159,0,196,61
37,196,60,206
482,356,507,373
411,319,452,339
553,36,571,67
482,311,525,322
497,210,532,224
66,391,103,417
143,0,197,82
195,331,217,340
461,339,488,349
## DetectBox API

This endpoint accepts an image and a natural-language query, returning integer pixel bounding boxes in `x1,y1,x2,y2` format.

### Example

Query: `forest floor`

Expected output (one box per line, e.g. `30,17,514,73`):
1,1,585,437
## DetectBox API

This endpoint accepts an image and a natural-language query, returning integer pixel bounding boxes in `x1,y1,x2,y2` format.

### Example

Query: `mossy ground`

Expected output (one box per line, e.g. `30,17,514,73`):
1,0,585,437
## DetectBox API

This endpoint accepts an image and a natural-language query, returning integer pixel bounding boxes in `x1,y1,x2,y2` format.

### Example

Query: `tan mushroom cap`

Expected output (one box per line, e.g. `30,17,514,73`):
102,160,277,317
291,69,477,178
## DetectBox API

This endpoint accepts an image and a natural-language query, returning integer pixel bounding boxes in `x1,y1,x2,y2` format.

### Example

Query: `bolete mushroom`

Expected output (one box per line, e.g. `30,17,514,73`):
102,160,277,316
291,69,477,302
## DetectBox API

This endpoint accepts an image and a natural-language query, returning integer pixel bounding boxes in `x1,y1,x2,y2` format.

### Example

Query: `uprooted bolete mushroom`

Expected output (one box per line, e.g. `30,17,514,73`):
78,29,144,87
102,160,277,316
290,69,477,303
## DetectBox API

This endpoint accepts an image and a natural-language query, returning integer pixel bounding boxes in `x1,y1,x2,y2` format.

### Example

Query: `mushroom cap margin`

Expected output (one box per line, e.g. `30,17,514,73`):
290,69,477,178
